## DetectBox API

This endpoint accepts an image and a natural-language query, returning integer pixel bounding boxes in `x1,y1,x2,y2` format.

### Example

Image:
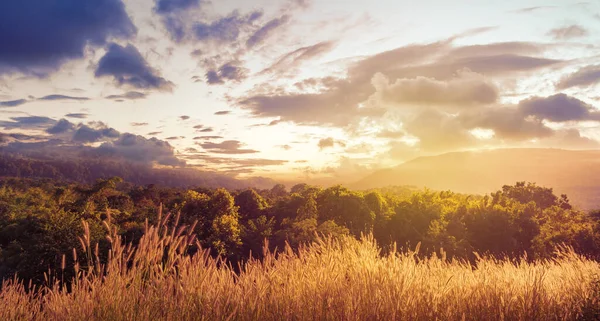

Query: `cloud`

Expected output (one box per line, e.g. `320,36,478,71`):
317,137,345,150
39,94,89,101
547,25,588,40
198,128,214,132
180,115,190,120
373,69,498,107
377,130,405,139
557,65,600,89
539,129,600,149
214,110,231,115
459,106,553,141
405,109,476,152
206,62,247,84
0,99,27,107
147,131,162,135
445,42,546,60
0,116,56,130
180,153,286,167
73,124,120,143
193,10,263,44
131,122,148,126
95,133,185,166
510,6,556,13
246,15,290,48
154,0,201,13
1,117,186,166
240,39,561,127
278,144,292,150
95,43,173,91
65,113,89,119
518,94,600,122
153,0,204,42
318,138,335,150
194,135,223,140
46,119,76,134
199,140,259,154
240,89,386,126
262,41,336,75
0,0,136,76
106,91,147,100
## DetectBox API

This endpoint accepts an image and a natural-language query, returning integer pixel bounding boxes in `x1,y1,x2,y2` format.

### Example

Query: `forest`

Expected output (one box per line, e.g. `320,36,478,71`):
0,175,599,286
0,175,599,320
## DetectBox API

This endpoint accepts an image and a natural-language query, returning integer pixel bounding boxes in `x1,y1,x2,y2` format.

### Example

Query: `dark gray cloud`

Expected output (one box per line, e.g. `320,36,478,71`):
0,116,56,130
547,25,588,40
518,94,600,122
162,16,187,42
39,94,89,101
65,113,89,119
154,0,201,13
194,135,222,140
0,116,185,166
0,99,27,107
206,62,247,84
180,115,190,120
0,0,136,76
73,124,120,143
557,65,600,89
95,43,173,91
148,131,162,135
154,0,204,42
131,122,148,126
46,119,76,134
193,10,263,44
198,127,214,133
246,15,290,48
199,140,258,154
106,91,147,100
214,110,231,115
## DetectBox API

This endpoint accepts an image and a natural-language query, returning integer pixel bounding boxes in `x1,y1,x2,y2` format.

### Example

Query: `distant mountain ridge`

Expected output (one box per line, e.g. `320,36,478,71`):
0,152,279,190
353,148,600,209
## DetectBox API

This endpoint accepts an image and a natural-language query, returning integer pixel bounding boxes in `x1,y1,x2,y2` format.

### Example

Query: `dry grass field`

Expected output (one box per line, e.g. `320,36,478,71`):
1,214,599,321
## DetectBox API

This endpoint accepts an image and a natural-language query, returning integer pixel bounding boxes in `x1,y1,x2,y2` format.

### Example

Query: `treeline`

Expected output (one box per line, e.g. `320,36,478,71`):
0,177,599,285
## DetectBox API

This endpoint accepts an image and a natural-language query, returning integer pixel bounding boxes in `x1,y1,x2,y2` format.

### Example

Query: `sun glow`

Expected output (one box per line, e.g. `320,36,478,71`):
470,128,495,140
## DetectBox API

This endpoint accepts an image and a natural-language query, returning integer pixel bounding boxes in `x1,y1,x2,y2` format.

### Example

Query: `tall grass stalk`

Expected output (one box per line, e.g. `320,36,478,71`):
0,210,598,320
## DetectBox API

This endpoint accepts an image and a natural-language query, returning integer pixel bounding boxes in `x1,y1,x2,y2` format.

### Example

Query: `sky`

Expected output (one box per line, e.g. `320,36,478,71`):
0,0,599,184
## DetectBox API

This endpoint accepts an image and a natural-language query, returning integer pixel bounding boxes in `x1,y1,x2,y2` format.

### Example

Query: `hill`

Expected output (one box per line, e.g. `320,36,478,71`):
354,148,600,209
0,152,278,190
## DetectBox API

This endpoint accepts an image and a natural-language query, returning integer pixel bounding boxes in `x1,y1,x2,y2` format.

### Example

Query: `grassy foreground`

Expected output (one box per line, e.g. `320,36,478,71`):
1,215,599,321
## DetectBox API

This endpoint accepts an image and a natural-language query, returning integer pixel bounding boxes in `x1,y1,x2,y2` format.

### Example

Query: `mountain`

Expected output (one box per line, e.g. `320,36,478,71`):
353,148,600,210
0,152,279,190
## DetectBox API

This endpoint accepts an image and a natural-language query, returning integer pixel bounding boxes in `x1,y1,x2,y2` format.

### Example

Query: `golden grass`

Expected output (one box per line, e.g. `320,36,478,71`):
0,213,598,321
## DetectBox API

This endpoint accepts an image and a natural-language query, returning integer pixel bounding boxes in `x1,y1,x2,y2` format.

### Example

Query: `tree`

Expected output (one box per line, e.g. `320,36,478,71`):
208,189,242,257
235,189,268,222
